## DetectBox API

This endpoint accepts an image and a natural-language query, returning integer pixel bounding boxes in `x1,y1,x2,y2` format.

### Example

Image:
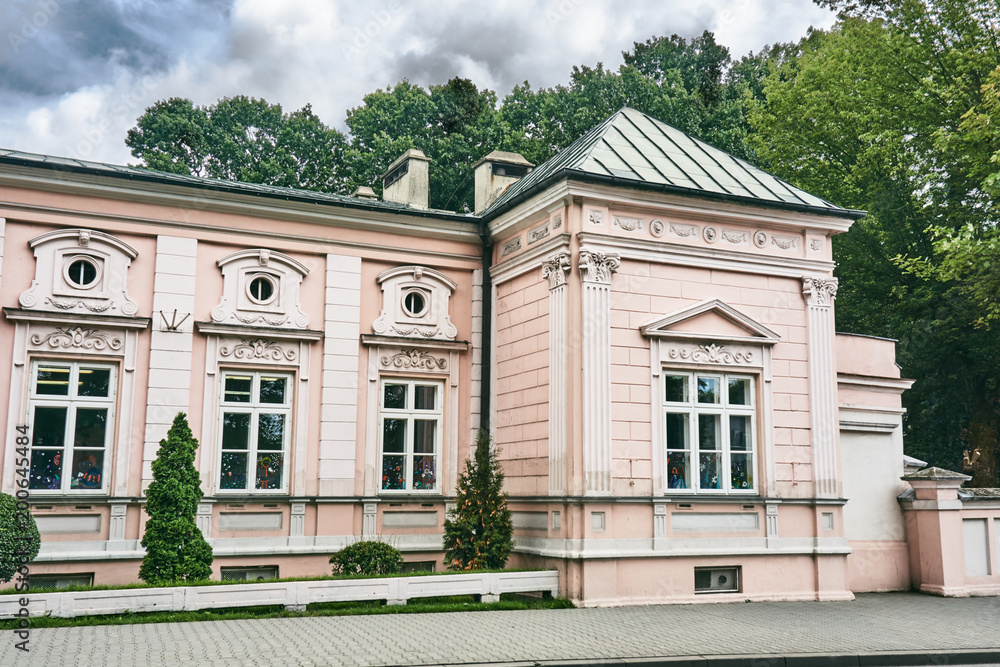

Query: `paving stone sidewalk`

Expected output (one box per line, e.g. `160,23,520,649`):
2,592,999,667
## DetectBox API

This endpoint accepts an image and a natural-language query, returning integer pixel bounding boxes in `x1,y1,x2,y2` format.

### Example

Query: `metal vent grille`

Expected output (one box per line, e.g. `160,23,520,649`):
694,566,739,593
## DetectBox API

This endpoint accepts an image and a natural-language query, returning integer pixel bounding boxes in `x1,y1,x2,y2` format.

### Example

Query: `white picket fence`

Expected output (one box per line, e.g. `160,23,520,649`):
0,570,560,619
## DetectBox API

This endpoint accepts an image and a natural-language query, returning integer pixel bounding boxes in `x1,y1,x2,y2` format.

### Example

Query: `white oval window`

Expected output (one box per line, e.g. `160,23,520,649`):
65,257,100,289
247,274,277,305
402,289,429,317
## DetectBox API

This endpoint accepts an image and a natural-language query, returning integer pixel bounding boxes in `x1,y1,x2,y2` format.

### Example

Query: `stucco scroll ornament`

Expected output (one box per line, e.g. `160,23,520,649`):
667,343,754,365
541,252,571,290
802,276,839,307
578,250,620,285
31,327,124,351
381,349,448,371
219,339,296,361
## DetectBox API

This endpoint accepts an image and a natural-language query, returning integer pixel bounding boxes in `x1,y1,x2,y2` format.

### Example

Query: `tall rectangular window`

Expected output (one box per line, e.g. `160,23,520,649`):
379,379,443,492
663,372,756,494
28,361,115,493
218,371,291,493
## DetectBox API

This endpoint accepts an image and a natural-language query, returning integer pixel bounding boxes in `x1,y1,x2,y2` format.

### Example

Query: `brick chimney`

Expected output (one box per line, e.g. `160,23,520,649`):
473,151,533,213
381,149,430,209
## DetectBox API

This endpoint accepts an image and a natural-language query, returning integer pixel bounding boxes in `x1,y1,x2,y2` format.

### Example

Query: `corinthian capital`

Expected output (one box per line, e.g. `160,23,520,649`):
802,276,838,307
541,252,571,290
579,249,620,285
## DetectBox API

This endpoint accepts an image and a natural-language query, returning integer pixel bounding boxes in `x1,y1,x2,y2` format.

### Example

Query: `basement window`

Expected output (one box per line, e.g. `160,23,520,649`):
29,573,94,591
694,566,740,594
220,566,279,582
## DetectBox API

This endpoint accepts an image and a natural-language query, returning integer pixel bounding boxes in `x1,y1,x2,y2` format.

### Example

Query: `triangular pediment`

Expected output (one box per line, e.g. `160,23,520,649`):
640,299,780,344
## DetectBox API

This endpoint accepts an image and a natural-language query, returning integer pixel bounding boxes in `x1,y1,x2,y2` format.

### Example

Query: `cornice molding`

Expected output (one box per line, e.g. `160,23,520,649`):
194,321,322,341
2,306,151,329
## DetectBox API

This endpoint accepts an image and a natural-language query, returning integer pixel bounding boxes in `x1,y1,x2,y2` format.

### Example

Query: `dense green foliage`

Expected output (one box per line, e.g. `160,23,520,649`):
126,96,347,192
748,0,1000,485
444,430,514,571
139,413,214,584
329,541,403,576
0,492,40,583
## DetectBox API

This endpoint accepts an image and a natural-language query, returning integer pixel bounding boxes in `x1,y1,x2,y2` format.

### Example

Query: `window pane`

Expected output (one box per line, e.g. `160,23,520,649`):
70,451,104,489
664,376,688,403
730,415,751,451
413,420,436,453
259,377,286,404
728,378,751,406
699,452,722,489
255,452,283,489
78,368,111,397
384,384,406,410
698,414,720,451
382,455,405,490
414,385,436,410
224,376,253,403
667,451,689,489
36,366,70,396
220,452,248,489
74,408,107,449
412,456,436,489
257,414,285,450
665,413,689,450
731,453,754,490
32,407,67,448
383,418,406,453
29,449,63,490
222,413,250,449
697,377,719,404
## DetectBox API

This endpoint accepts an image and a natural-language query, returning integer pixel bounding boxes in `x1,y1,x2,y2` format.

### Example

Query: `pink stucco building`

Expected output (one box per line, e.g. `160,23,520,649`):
1,108,993,604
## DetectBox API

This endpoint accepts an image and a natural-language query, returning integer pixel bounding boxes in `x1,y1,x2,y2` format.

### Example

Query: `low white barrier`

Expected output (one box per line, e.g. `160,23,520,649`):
0,570,560,619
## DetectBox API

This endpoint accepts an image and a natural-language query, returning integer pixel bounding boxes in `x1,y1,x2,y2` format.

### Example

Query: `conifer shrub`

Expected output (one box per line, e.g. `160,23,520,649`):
139,413,213,584
443,429,514,570
0,492,40,583
329,541,403,576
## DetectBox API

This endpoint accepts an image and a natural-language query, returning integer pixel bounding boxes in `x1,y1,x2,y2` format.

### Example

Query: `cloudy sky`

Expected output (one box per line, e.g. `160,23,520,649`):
0,0,837,166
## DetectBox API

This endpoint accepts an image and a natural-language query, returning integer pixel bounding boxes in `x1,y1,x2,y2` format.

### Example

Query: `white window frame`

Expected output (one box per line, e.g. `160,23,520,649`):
378,378,444,494
662,371,757,495
27,360,117,495
216,370,293,495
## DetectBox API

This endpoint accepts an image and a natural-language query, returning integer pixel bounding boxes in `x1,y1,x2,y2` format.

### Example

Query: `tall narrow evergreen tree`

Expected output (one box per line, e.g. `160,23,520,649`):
443,430,514,570
139,413,213,584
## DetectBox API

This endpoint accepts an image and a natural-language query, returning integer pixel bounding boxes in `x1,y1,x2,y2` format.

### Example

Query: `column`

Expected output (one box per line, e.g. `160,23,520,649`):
579,249,619,495
470,268,483,444
802,276,839,498
142,236,197,492
318,254,362,496
542,252,571,495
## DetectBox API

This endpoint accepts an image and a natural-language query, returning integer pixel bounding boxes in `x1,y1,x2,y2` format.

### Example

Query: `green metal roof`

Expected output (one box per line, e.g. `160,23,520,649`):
482,107,865,220
0,148,476,223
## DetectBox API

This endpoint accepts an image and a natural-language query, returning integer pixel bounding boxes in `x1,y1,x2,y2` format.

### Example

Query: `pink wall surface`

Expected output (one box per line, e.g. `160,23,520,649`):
495,270,550,496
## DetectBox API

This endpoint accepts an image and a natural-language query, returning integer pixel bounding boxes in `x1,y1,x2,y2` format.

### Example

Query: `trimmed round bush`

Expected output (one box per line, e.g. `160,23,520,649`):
0,492,41,583
330,541,403,576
